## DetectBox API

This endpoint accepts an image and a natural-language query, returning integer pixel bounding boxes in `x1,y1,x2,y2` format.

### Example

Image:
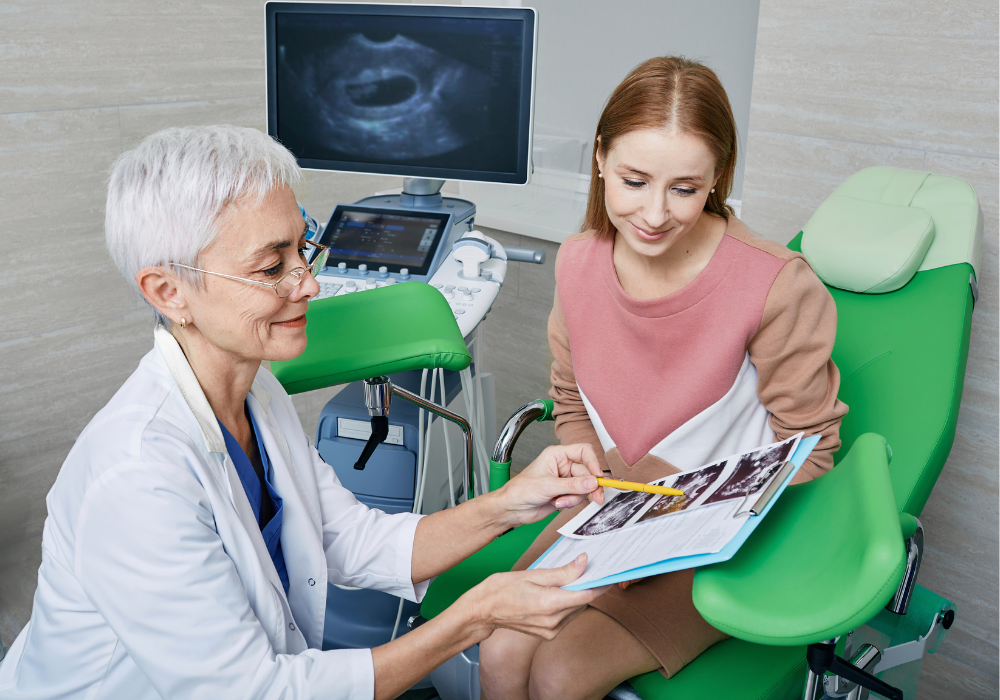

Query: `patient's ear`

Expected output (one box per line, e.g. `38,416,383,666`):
136,266,188,325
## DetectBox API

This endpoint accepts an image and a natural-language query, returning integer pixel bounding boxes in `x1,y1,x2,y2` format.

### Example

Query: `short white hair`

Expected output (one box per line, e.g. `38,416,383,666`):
105,125,302,326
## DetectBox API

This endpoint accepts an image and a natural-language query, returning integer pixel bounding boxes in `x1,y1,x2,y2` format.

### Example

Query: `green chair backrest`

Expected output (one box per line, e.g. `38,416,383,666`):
272,282,471,394
792,167,982,516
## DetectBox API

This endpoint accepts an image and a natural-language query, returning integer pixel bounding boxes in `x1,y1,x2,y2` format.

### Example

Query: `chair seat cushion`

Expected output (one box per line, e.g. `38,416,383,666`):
802,196,935,293
630,638,806,700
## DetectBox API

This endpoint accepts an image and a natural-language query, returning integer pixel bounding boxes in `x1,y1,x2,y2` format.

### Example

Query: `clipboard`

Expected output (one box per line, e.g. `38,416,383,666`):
531,435,821,591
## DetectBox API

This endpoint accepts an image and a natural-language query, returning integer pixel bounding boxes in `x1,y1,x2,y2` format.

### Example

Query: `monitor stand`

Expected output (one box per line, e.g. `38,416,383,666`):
399,178,446,208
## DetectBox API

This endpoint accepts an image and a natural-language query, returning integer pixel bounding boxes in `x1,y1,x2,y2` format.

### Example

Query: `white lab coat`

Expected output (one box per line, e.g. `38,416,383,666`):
0,326,427,699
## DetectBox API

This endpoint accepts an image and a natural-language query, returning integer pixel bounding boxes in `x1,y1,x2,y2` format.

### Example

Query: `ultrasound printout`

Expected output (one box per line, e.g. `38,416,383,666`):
275,13,525,173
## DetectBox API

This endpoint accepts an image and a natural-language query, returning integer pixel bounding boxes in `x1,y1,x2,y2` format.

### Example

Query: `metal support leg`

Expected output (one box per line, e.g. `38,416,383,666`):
886,518,923,614
803,668,824,700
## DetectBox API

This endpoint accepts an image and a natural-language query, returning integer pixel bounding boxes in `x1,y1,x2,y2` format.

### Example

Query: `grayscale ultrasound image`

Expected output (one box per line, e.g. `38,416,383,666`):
296,34,486,160
274,14,524,172
703,438,797,505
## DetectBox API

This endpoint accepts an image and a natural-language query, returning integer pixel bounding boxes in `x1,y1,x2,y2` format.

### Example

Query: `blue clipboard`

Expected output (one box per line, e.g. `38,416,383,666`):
531,436,821,591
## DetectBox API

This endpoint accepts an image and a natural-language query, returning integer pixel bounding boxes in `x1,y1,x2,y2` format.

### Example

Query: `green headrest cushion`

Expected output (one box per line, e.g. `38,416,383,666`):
802,196,935,294
801,166,984,294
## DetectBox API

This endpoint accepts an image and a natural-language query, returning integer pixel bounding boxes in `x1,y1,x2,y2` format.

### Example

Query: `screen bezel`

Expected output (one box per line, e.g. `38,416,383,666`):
265,2,537,185
318,204,453,276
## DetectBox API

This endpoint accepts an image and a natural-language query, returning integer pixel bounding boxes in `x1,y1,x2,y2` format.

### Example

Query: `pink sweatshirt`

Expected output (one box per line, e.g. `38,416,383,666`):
549,217,847,484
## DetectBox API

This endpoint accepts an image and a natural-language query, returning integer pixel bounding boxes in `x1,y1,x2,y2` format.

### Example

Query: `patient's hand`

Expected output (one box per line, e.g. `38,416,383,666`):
493,444,605,527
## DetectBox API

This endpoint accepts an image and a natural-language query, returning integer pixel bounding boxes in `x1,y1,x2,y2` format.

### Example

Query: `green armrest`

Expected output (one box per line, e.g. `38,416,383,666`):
272,283,471,394
692,433,907,646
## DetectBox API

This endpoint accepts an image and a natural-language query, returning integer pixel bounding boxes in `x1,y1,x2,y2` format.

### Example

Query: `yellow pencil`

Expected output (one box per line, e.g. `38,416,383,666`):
596,478,684,497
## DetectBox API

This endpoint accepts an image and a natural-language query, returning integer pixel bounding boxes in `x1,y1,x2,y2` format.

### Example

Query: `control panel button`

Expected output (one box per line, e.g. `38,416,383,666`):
462,291,474,300
471,287,481,293
454,308,466,315
399,268,410,280
366,279,377,289
345,280,356,289
378,266,389,278
432,283,443,289
338,262,347,272
458,286,468,292
444,285,455,292
444,290,455,299
385,278,396,285
358,264,368,275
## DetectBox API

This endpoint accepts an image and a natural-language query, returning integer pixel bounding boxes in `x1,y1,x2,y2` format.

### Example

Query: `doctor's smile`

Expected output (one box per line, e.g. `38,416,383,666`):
274,314,307,329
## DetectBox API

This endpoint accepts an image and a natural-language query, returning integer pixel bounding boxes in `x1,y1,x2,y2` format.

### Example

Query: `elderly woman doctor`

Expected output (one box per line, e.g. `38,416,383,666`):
0,126,607,700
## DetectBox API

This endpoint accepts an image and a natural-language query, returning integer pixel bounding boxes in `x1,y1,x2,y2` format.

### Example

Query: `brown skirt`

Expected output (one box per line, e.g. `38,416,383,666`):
512,504,729,678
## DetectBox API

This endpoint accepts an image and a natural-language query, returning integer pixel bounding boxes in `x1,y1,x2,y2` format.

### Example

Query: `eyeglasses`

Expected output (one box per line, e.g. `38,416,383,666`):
171,239,330,299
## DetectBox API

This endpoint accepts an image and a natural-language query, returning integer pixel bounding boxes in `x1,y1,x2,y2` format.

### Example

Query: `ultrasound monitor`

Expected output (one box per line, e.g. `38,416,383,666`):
265,3,537,185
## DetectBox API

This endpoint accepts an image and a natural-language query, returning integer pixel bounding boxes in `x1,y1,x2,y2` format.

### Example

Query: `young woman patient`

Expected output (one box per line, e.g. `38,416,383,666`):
478,56,848,700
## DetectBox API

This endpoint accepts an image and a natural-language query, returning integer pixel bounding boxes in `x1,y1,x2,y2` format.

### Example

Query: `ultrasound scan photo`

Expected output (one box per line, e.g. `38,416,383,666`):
294,34,488,160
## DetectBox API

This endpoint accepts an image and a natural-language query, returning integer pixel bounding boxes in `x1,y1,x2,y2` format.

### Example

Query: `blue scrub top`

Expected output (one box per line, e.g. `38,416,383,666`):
219,407,289,593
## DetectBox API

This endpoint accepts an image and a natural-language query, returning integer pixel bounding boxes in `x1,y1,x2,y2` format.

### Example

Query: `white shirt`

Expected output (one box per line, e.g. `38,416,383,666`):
0,327,427,699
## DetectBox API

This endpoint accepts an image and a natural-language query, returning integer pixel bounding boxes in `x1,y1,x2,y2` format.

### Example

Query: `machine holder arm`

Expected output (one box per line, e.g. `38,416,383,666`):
391,383,475,501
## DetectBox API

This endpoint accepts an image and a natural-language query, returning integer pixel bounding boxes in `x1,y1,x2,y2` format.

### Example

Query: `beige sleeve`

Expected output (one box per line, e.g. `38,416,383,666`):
749,257,849,482
548,288,611,474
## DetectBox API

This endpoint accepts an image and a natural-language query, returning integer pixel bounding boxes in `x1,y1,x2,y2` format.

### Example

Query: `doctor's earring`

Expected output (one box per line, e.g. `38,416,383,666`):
180,317,187,330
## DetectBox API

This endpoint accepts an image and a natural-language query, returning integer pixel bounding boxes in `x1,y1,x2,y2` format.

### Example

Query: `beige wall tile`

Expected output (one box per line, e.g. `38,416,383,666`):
1,0,264,113
740,130,925,243
0,534,42,652
752,0,998,156
119,96,267,151
0,311,154,534
0,108,136,342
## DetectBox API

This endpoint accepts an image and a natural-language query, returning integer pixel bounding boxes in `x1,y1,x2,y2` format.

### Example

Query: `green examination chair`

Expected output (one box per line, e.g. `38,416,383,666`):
420,167,982,700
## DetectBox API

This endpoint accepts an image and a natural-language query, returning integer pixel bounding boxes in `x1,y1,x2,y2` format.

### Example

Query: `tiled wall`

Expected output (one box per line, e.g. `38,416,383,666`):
741,1,999,696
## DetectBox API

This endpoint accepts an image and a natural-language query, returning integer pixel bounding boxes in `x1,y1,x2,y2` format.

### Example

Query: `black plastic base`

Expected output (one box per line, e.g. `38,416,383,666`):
806,642,903,700
354,416,389,470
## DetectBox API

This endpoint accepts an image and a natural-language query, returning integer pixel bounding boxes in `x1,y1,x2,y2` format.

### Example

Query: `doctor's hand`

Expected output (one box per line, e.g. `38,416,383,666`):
492,443,605,528
461,553,609,641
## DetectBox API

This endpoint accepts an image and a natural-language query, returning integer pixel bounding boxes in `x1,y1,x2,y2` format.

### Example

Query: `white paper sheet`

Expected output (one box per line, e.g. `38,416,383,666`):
534,434,802,588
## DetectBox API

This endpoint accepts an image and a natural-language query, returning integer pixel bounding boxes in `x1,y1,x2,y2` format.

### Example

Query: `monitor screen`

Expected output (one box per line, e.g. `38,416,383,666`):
319,206,451,276
266,3,536,184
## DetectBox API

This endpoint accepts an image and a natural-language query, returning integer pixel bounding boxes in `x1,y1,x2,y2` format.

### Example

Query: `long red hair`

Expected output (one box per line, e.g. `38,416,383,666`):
583,56,738,237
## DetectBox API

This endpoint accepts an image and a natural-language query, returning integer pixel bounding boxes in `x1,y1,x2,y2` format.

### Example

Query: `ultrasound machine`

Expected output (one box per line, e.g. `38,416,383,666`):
265,1,541,669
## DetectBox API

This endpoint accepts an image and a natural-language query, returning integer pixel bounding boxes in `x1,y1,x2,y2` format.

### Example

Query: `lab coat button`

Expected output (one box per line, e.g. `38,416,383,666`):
308,578,316,586
289,622,296,631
